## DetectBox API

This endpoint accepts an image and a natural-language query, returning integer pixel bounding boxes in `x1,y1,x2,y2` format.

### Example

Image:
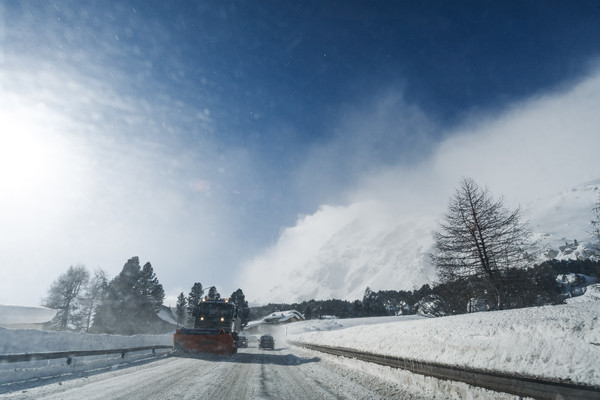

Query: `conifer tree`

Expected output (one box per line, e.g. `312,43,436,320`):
207,286,220,299
138,261,165,315
175,292,187,327
186,283,204,327
92,257,164,334
230,288,251,327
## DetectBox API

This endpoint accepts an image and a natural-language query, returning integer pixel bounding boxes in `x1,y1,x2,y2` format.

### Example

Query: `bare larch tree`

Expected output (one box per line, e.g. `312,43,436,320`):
79,269,108,332
43,265,90,330
432,178,538,309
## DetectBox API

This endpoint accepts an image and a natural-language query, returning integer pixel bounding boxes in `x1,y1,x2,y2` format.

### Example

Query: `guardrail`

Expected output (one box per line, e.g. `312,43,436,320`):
0,345,173,365
291,341,600,400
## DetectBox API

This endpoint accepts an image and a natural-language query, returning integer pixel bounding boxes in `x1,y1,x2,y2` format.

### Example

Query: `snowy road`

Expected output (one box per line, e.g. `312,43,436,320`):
0,346,438,400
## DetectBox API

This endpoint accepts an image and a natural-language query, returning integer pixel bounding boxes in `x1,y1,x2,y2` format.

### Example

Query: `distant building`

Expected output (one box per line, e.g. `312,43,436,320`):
262,310,304,324
244,310,304,334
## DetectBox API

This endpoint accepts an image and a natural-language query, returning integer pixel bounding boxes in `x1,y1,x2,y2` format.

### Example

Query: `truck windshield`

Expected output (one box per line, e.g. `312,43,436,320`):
197,303,234,320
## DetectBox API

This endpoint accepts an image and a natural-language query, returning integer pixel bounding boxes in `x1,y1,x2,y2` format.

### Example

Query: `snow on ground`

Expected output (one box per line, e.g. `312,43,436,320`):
1,290,599,394
0,327,172,354
565,283,600,303
286,314,426,334
288,292,600,386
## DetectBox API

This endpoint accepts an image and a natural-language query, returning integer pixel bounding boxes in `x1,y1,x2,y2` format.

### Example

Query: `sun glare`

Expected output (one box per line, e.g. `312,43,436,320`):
0,105,73,212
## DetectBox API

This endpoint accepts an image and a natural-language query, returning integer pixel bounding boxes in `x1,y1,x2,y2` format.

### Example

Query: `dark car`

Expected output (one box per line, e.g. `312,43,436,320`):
258,335,275,349
238,336,248,348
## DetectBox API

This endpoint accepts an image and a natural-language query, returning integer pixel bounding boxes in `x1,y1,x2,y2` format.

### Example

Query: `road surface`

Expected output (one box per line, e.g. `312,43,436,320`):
1,346,434,399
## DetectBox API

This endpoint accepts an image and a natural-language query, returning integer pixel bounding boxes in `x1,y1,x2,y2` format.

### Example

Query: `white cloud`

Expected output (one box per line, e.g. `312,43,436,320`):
351,67,600,210
429,69,600,205
292,91,436,207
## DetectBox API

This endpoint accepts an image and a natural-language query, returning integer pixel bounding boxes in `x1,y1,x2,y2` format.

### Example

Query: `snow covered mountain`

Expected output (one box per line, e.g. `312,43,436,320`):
242,180,599,305
524,179,600,260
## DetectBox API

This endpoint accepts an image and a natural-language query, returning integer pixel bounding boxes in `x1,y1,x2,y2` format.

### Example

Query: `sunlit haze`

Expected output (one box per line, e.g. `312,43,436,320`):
1,2,599,306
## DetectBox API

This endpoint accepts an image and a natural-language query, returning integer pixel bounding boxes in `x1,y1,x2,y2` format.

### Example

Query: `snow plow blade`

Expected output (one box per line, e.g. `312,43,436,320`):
173,328,234,355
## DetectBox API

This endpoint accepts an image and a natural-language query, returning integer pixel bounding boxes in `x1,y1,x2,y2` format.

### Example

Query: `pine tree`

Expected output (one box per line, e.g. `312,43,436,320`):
207,286,220,299
92,257,165,334
175,292,187,327
230,288,251,327
138,261,165,315
186,283,204,327
362,287,386,316
304,305,312,320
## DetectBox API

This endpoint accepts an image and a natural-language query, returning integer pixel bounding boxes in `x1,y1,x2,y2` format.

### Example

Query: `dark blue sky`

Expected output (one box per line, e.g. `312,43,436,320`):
117,0,600,137
2,1,600,303
147,1,599,123
12,1,597,139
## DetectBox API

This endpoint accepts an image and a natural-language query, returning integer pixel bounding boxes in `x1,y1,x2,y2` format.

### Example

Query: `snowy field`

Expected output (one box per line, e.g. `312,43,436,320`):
288,284,600,387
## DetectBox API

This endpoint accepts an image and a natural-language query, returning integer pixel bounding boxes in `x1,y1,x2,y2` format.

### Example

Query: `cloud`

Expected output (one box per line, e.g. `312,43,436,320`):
292,91,436,207
350,67,600,209
428,69,600,205
241,67,600,303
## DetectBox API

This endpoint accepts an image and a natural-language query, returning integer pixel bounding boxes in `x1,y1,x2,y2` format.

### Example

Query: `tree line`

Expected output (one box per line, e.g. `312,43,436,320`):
43,256,250,334
252,258,599,320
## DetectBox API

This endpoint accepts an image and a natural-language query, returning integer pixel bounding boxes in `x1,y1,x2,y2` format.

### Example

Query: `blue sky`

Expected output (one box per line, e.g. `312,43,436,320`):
1,1,600,305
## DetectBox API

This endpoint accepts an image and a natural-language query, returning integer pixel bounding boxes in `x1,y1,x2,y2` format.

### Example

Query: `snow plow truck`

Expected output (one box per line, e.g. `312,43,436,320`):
173,297,240,355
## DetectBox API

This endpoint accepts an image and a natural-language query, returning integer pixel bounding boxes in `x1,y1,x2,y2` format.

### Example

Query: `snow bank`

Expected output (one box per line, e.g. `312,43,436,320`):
290,302,600,386
566,283,600,303
286,314,425,334
0,327,172,354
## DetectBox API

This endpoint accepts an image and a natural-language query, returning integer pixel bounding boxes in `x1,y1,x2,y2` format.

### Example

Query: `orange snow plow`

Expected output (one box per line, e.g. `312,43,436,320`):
173,298,239,356
174,328,234,355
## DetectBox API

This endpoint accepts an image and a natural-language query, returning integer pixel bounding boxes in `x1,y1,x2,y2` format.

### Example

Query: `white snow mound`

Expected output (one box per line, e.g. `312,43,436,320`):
290,302,600,386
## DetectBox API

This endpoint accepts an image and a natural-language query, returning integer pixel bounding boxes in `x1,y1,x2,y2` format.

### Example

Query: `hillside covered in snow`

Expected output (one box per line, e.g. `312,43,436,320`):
242,180,599,304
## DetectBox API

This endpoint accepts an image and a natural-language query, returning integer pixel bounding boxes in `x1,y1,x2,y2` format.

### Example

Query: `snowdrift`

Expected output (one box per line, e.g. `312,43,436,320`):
289,294,600,386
